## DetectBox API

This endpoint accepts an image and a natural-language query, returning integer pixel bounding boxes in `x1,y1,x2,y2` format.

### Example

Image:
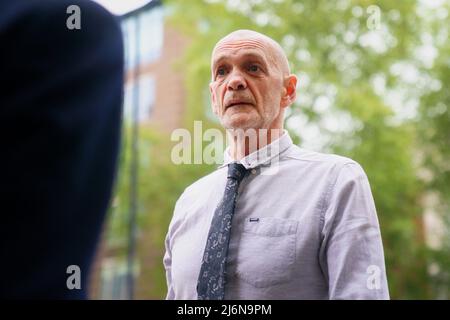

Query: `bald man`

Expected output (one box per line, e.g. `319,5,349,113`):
164,30,389,300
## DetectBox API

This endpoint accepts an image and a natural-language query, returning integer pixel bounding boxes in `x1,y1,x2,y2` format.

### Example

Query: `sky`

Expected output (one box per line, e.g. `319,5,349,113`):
93,0,154,15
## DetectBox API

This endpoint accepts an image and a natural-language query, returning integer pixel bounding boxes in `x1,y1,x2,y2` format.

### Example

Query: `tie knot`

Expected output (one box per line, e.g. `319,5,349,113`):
227,162,248,182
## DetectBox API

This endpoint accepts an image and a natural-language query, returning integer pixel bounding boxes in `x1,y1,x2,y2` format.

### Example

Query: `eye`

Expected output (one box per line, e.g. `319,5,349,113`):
248,64,260,72
216,67,227,77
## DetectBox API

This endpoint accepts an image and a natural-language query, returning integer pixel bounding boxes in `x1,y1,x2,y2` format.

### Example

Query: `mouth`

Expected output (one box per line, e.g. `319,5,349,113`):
225,101,253,109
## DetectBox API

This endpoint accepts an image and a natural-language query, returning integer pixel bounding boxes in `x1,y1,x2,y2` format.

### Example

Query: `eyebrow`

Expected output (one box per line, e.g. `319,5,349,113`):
212,52,269,71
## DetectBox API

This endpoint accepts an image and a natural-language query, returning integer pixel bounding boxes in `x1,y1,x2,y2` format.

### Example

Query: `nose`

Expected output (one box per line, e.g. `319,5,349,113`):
227,71,247,91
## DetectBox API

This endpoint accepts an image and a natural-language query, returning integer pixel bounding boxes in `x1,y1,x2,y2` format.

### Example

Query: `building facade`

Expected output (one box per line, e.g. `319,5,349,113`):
89,1,189,299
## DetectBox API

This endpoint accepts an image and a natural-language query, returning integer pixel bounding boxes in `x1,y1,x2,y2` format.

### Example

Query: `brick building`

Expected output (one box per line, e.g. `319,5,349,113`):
89,0,189,299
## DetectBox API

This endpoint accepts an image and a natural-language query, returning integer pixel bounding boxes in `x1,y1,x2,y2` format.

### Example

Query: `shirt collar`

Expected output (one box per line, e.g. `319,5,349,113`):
219,130,293,169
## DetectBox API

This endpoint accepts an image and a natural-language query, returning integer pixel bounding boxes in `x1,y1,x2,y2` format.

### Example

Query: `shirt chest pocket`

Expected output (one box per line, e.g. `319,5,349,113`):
234,217,298,288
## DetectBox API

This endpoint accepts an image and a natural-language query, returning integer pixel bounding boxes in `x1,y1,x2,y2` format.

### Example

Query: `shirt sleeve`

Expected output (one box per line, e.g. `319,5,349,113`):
163,192,187,300
163,229,175,300
320,162,390,299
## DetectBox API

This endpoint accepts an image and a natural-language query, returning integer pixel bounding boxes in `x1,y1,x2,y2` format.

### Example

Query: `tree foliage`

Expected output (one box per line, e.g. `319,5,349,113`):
106,0,450,299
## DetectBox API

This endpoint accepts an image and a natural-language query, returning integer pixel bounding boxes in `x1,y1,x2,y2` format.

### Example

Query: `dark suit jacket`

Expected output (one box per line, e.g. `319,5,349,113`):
0,0,124,299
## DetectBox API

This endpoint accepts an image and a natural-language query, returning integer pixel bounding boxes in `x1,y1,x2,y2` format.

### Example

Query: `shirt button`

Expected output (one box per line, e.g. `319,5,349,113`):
251,169,257,174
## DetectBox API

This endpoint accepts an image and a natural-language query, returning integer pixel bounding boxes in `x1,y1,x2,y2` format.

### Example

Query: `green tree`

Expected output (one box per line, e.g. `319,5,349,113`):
161,0,450,299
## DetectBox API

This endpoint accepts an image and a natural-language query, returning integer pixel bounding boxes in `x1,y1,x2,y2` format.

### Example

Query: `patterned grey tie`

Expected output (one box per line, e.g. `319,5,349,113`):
197,162,249,300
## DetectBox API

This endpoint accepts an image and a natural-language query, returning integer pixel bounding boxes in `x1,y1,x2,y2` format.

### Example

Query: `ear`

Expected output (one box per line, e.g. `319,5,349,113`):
280,74,297,108
209,82,219,115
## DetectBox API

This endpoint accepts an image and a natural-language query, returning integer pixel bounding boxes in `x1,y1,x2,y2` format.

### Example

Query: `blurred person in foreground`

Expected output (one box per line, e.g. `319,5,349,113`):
0,0,123,299
164,29,389,300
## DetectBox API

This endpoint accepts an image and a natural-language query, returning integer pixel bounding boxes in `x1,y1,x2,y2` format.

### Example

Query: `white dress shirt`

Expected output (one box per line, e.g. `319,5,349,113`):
164,131,389,299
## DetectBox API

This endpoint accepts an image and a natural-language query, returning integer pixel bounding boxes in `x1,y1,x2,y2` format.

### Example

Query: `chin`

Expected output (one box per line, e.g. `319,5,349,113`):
222,116,261,131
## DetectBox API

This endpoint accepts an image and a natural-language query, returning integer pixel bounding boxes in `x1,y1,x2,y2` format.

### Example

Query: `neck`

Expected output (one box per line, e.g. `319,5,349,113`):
227,127,283,161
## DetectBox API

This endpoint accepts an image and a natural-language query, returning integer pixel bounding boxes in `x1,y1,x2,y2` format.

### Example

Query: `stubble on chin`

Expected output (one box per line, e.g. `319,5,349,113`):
221,113,262,131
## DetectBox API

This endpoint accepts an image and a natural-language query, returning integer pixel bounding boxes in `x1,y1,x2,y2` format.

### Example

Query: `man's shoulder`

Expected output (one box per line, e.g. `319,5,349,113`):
176,166,226,205
285,145,357,166
284,145,367,179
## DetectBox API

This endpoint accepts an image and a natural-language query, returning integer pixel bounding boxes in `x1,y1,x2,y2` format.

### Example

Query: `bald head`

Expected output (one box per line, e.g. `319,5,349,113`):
209,29,298,133
212,29,290,77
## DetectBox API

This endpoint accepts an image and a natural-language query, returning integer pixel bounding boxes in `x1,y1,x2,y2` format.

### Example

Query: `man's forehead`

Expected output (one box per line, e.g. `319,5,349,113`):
214,36,267,51
212,44,269,66
212,35,274,58
211,30,290,75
